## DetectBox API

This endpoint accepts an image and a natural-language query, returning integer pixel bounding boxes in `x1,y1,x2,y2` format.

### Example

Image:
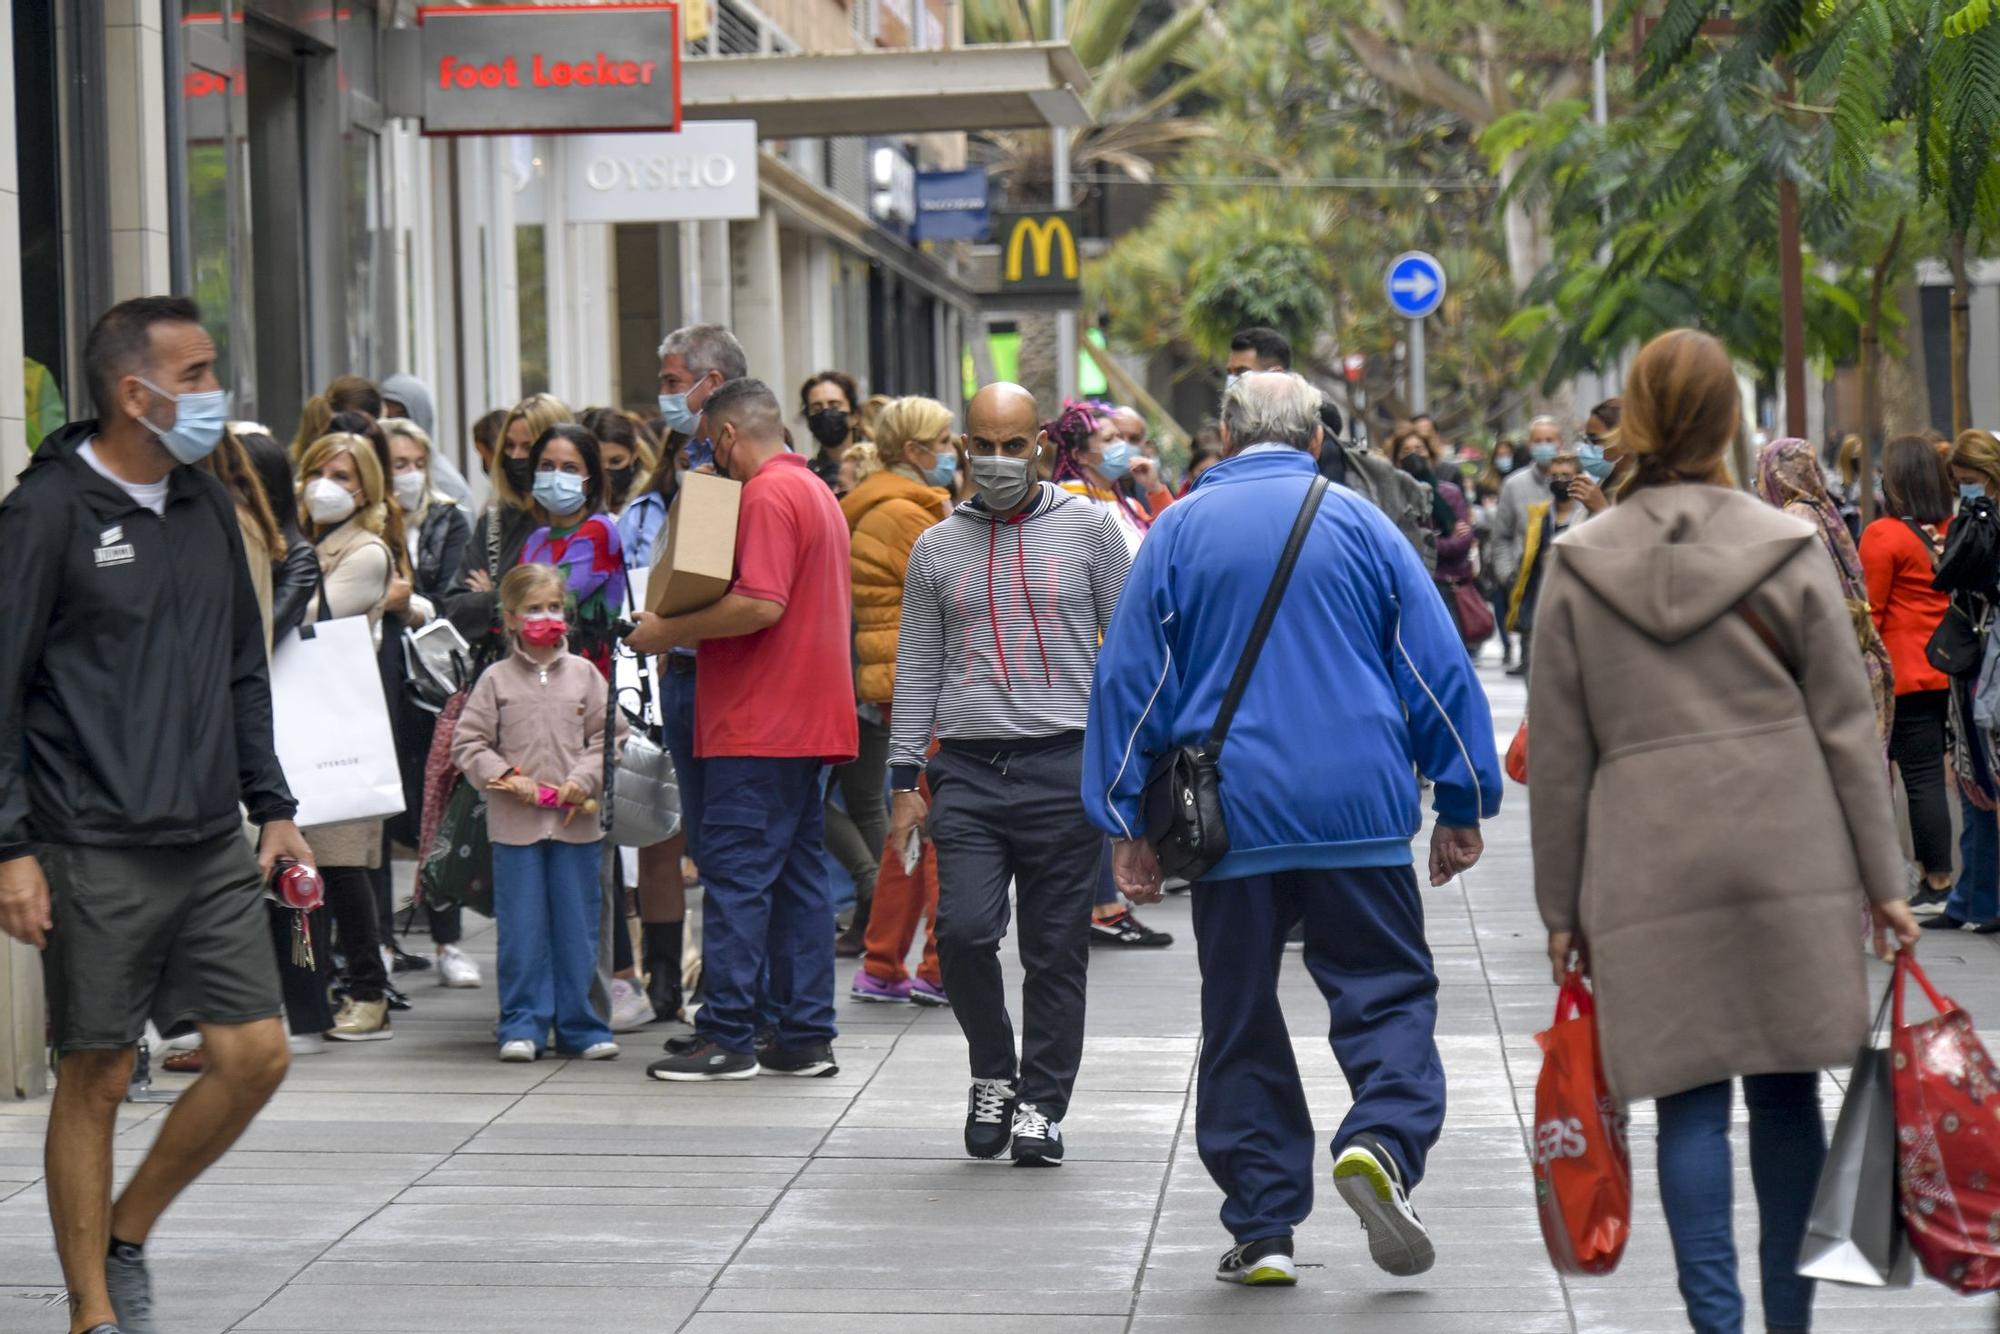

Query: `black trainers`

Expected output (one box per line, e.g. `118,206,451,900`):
105,1241,157,1333
965,1077,1018,1158
1090,909,1173,948
1333,1133,1434,1276
758,1041,839,1077
648,1036,758,1082
1216,1235,1298,1285
1010,1101,1064,1167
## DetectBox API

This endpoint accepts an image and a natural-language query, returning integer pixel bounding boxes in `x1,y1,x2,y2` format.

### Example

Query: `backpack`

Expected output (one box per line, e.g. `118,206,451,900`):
1340,446,1438,571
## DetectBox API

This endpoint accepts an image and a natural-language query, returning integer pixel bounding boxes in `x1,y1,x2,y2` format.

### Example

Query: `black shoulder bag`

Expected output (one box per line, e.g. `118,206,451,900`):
1904,518,1983,678
1142,474,1329,881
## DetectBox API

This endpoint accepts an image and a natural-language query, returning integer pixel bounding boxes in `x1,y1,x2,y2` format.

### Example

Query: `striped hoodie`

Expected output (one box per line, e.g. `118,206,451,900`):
889,482,1132,786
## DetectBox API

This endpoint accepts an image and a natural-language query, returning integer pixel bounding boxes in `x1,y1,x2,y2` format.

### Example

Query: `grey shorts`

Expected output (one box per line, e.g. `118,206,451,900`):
40,832,283,1054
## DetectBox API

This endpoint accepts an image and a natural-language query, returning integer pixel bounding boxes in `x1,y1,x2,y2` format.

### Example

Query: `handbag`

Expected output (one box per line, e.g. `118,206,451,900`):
1141,474,1328,881
1891,951,2000,1292
269,613,407,828
1531,968,1631,1275
1449,578,1496,648
402,619,472,714
1903,519,1984,677
1799,982,1914,1286
421,775,496,918
605,581,681,848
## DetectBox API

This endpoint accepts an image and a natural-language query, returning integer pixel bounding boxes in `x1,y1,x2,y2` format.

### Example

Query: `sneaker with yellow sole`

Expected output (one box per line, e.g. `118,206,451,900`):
1333,1134,1433,1276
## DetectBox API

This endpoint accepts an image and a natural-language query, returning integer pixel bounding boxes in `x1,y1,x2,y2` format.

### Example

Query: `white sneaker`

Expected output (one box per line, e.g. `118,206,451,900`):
581,1041,620,1060
498,1039,537,1063
437,945,482,989
610,978,656,1032
1333,1136,1435,1276
288,1032,326,1057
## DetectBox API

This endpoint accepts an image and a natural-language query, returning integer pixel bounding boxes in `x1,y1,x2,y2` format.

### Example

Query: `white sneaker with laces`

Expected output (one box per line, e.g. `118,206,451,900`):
610,978,656,1032
581,1041,620,1060
498,1039,537,1062
288,1032,327,1057
437,945,482,988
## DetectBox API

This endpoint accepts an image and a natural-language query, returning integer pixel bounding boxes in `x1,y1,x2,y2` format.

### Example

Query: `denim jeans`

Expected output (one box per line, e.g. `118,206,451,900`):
1947,789,1999,923
492,839,614,1053
1655,1073,1824,1334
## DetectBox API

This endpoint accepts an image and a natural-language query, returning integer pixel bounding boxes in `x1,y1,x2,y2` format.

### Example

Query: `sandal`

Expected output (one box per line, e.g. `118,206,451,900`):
162,1047,206,1074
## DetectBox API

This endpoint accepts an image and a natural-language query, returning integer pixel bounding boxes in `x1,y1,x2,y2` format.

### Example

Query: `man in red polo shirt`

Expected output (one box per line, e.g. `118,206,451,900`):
629,378,858,1081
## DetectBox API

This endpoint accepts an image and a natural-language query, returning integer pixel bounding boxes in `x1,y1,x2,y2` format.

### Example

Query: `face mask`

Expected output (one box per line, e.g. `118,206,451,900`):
1962,482,1987,504
658,375,710,436
1549,477,1573,502
1397,454,1433,482
135,378,228,465
1096,440,1133,481
1575,443,1614,482
518,612,567,648
606,465,636,505
533,469,587,516
304,477,358,525
392,470,428,513
807,409,850,449
1225,371,1244,391
921,449,958,489
502,456,535,495
969,452,1037,512
1494,455,1515,475
1531,443,1558,466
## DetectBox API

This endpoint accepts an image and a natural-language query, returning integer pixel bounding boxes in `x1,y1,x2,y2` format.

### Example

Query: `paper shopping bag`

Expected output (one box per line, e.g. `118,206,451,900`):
1799,985,1914,1286
269,615,406,829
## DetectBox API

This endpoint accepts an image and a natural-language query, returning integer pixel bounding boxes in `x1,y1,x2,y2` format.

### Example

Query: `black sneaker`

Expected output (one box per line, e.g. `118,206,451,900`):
1090,909,1173,948
1910,885,1951,912
1010,1101,1064,1167
382,980,414,1013
105,1242,157,1333
1216,1235,1298,1286
965,1077,1018,1158
759,1041,839,1078
648,1036,757,1082
389,945,433,974
1923,912,1971,931
1333,1133,1434,1276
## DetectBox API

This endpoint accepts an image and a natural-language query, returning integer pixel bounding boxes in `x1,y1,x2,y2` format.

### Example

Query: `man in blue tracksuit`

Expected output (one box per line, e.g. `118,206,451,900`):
1082,370,1501,1289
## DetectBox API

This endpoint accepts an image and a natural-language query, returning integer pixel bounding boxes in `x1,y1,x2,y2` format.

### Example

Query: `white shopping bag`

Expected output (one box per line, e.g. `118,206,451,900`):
269,615,406,828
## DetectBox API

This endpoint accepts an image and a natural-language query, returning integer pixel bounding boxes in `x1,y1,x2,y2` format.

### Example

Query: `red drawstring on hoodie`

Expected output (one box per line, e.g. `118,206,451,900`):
1014,525,1053,686
984,511,1053,690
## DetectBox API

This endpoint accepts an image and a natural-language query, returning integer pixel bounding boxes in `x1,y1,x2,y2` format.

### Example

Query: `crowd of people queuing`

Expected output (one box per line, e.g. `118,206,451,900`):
0,294,1986,1334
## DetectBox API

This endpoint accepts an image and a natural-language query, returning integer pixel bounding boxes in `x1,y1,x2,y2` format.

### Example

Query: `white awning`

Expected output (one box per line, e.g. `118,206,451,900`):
682,42,1092,138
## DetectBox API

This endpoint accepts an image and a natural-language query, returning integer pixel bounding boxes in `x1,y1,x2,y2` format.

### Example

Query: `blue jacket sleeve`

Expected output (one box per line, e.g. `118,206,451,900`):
1377,518,1503,826
1082,515,1180,840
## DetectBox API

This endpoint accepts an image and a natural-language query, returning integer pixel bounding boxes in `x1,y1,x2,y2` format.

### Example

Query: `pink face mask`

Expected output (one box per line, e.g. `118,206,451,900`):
519,613,567,648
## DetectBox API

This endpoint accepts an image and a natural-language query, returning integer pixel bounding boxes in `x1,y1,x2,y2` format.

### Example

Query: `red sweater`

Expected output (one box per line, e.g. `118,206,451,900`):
1860,516,1952,696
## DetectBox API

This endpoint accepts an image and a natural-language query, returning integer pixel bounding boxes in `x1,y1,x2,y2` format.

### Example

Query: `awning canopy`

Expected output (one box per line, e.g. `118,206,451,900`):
682,42,1092,138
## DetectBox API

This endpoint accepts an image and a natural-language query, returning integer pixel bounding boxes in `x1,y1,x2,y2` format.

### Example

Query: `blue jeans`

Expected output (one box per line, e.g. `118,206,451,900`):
1947,789,1998,923
492,839,614,1053
694,756,837,1055
1656,1074,1824,1334
1190,865,1445,1242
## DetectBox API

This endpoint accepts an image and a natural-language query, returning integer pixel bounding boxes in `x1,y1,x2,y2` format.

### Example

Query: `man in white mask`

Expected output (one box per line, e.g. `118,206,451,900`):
1492,413,1566,675
884,382,1133,1168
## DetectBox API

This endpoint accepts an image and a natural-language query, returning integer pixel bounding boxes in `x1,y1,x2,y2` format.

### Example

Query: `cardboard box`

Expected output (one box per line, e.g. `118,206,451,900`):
648,469,742,615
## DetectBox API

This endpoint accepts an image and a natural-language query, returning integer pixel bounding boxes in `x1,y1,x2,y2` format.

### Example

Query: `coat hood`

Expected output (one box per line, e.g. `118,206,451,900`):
381,373,435,436
1553,485,1814,644
839,466,949,532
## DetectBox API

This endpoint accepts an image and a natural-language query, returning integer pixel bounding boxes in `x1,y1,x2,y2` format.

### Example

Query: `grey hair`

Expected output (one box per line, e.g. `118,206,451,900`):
1220,371,1324,452
657,323,748,382
1528,414,1564,436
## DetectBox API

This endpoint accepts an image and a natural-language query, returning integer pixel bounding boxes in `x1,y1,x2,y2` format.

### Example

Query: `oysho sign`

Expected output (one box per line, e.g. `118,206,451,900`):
415,3,682,136
513,123,760,225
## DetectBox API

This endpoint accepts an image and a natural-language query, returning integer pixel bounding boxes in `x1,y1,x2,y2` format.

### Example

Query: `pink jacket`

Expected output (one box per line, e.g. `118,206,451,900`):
452,646,627,846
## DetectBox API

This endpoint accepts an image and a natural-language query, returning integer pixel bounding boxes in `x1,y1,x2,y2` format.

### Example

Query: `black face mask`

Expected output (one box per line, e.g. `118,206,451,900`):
1550,477,1573,501
1397,454,1433,483
607,465,637,505
807,409,850,449
502,456,534,495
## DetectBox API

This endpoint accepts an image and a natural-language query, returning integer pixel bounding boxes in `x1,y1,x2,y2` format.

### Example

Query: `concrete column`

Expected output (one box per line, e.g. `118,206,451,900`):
731,211,783,383
574,224,618,409
805,239,837,380
698,220,733,331
102,0,173,298
1974,282,2000,433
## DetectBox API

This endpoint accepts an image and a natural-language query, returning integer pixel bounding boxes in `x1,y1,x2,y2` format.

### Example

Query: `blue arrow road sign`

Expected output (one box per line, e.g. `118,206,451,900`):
1385,251,1446,320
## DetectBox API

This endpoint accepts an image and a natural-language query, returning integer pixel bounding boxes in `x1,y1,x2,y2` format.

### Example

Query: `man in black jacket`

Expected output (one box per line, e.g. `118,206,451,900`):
0,296,309,1334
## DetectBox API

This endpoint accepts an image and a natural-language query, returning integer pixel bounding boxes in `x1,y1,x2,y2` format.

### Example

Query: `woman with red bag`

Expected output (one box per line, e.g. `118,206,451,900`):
1527,329,1919,1334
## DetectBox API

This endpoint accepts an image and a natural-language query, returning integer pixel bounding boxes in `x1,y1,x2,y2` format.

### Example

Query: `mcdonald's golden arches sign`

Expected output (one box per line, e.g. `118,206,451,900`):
995,210,1082,296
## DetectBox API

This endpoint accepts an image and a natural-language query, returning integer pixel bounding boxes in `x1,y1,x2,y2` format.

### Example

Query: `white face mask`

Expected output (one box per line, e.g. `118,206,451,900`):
392,469,428,513
304,476,359,525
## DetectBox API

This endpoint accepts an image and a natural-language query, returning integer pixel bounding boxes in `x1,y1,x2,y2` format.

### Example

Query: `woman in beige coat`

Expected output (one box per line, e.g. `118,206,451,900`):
1528,329,1918,1334
297,432,401,1042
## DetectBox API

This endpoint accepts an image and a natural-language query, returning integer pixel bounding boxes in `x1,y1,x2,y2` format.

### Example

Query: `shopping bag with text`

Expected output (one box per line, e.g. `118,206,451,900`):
1532,968,1631,1275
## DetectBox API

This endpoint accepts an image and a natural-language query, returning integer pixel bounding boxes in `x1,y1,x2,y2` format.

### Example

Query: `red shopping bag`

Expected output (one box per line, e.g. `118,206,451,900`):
1892,951,2000,1293
1505,718,1529,786
1532,969,1631,1275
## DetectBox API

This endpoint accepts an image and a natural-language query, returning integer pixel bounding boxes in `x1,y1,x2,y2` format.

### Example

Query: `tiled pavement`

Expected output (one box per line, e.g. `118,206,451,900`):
6,665,2000,1332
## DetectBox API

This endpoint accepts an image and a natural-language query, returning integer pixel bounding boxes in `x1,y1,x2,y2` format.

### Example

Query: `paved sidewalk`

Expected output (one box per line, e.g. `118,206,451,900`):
6,666,2000,1332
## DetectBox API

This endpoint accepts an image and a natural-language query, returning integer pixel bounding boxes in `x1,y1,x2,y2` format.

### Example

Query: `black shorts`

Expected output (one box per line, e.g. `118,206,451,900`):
40,832,283,1054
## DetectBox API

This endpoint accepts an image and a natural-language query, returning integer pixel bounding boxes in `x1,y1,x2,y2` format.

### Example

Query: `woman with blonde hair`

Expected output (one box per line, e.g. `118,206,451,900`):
834,396,955,973
289,393,332,463
444,392,573,662
296,431,404,1042
1529,328,1917,1333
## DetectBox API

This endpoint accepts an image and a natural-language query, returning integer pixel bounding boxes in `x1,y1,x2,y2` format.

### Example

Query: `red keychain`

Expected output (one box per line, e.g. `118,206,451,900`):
267,857,323,968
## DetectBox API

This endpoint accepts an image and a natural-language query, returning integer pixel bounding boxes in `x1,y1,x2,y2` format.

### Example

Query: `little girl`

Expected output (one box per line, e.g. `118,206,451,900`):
453,564,627,1062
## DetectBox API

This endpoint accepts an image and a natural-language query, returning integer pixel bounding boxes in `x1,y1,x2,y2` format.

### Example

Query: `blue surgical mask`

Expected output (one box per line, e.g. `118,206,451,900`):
1575,443,1614,482
922,450,958,489
1225,372,1243,391
532,469,587,516
136,377,228,464
1530,443,1558,466
1495,456,1515,475
1962,482,1987,504
1097,440,1133,481
658,377,709,436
